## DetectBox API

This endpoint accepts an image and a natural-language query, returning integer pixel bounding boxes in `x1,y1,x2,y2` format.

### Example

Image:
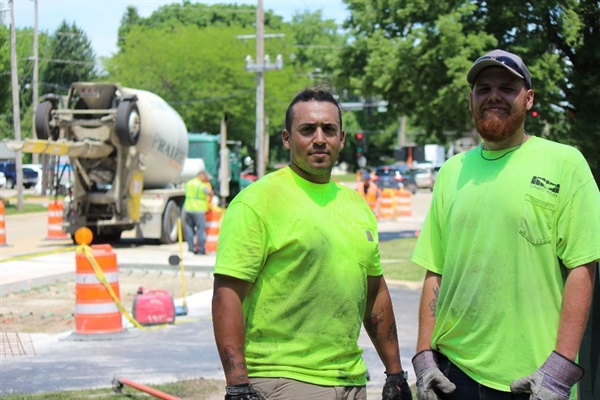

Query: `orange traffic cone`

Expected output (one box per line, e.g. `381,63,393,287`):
47,201,69,240
0,201,7,246
205,207,222,254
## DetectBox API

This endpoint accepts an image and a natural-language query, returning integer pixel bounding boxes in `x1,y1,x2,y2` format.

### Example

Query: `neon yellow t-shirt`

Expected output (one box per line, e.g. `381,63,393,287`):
214,167,382,386
412,136,600,393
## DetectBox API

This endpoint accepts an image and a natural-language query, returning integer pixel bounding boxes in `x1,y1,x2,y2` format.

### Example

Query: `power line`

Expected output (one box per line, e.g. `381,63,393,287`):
170,89,255,105
27,57,96,66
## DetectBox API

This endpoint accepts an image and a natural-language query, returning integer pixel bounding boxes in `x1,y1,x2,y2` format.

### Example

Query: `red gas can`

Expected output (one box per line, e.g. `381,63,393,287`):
132,287,175,326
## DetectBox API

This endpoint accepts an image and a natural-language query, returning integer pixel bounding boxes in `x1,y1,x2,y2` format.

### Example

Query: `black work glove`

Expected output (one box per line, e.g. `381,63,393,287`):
382,370,413,400
225,383,264,400
510,351,584,400
412,350,456,400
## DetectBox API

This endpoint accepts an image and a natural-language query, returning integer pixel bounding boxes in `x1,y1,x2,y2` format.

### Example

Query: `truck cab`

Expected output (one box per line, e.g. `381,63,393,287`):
187,132,250,205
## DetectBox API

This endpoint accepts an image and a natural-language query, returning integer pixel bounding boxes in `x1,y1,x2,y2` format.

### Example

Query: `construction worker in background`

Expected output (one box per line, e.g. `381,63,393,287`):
356,170,381,216
201,170,214,206
183,170,213,255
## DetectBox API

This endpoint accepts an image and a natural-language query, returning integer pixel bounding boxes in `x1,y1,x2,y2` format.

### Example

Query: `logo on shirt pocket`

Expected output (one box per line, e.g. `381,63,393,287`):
519,194,556,245
352,223,378,269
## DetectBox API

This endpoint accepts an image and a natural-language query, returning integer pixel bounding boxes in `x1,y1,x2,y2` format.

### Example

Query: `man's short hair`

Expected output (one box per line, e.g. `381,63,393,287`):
285,84,343,132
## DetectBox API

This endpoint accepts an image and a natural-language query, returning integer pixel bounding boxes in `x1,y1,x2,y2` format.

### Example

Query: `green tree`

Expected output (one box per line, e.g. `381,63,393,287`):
104,3,349,168
0,26,51,142
117,6,143,50
143,1,283,29
340,0,600,179
41,20,96,95
289,10,345,79
0,25,10,116
116,1,283,54
104,23,300,147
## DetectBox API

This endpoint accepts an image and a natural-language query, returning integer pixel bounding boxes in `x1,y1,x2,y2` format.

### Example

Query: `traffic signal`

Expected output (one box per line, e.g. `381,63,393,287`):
356,132,364,154
356,132,367,155
531,110,538,118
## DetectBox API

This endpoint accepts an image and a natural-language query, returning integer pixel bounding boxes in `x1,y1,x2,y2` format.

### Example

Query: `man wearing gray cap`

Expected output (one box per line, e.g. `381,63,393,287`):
410,49,599,399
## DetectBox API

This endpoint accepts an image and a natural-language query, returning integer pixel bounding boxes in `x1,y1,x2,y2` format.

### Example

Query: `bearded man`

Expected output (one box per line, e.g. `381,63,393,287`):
410,49,599,400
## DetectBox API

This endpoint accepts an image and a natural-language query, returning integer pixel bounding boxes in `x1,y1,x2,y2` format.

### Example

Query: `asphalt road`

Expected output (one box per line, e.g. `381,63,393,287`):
1,188,433,260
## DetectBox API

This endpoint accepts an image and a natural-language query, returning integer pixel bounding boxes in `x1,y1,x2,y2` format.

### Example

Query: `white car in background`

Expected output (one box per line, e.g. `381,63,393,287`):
411,162,436,191
0,171,6,188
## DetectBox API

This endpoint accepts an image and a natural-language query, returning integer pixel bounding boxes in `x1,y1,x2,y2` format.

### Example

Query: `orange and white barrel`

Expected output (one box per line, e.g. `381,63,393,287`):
47,201,69,239
379,189,396,220
205,207,222,254
395,189,412,217
0,201,7,246
75,244,123,334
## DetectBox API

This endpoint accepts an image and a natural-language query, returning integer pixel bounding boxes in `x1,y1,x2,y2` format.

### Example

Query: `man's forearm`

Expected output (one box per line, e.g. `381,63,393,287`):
555,262,597,360
416,271,441,352
212,285,250,384
364,276,403,373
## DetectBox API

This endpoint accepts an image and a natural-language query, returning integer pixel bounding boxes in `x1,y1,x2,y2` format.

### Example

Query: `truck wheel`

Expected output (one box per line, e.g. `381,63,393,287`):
35,101,59,140
160,200,180,244
116,100,141,146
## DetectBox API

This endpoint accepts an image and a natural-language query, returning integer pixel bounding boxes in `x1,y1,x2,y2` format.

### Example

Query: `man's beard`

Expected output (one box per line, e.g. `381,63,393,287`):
473,100,527,143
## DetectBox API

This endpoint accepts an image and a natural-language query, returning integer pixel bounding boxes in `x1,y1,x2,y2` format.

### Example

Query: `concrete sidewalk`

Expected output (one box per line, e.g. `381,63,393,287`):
0,241,217,296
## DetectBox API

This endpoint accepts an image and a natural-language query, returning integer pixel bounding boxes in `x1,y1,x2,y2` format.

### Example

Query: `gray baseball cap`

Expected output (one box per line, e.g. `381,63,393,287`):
467,49,532,89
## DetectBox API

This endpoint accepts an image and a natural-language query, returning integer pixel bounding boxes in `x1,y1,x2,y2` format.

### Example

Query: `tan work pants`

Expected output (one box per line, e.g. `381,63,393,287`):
250,377,367,400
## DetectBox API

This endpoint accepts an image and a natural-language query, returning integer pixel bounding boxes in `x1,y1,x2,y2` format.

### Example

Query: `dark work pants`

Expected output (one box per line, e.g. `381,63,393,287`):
436,353,530,400
184,211,206,253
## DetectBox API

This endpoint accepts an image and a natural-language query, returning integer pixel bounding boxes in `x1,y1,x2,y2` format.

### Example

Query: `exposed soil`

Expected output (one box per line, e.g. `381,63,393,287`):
0,269,213,334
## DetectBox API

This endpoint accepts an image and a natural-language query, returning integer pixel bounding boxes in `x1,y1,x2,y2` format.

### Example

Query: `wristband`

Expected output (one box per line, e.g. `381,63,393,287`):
386,370,409,381
226,384,253,396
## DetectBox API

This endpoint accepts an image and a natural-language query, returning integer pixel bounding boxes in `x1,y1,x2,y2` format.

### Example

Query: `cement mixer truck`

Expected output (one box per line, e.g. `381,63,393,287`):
8,82,198,243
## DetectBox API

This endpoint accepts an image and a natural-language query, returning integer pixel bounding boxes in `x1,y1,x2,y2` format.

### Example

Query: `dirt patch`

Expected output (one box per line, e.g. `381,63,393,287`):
0,269,214,334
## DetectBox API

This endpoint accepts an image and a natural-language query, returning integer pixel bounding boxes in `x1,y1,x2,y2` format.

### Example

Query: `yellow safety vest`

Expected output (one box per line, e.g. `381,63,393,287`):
184,178,209,212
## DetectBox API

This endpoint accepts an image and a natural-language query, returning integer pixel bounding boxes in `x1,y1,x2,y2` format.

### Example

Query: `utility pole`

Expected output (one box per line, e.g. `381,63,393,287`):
242,0,283,179
31,0,47,194
9,0,23,210
32,0,39,164
397,115,407,147
255,0,265,178
219,115,230,209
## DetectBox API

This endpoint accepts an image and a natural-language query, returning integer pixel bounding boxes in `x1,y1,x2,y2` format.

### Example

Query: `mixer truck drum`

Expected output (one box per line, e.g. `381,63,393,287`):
116,100,141,146
35,100,60,140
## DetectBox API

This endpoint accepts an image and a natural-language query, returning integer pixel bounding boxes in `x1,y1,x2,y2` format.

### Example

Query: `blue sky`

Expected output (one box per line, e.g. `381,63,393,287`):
11,0,349,58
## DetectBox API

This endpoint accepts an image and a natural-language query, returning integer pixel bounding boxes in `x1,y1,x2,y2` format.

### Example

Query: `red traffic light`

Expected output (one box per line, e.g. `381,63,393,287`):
532,110,538,117
356,132,364,139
